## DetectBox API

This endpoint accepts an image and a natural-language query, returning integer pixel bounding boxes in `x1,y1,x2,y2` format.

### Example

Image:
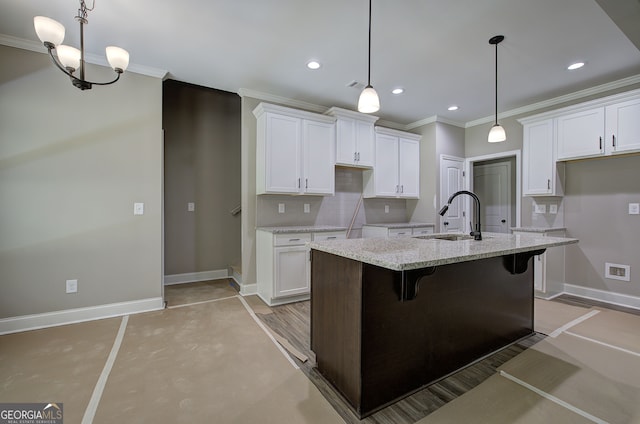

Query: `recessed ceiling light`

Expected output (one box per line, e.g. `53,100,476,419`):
448,105,459,111
567,62,585,70
306,60,321,70
392,88,404,95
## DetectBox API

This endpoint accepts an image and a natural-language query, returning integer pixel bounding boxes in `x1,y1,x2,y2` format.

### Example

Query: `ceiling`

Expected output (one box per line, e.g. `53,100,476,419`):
1,0,640,127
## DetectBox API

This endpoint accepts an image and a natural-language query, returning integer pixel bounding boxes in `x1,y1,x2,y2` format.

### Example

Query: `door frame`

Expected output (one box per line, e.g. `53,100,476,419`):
464,149,522,230
473,160,512,233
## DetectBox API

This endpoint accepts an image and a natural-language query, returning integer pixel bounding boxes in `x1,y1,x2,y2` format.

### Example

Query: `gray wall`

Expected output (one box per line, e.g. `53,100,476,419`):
0,45,163,318
465,81,640,294
163,81,241,276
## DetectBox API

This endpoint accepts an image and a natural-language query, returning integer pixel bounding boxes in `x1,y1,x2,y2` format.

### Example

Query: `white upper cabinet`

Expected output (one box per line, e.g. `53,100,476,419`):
325,107,378,168
556,107,605,160
521,118,564,196
254,103,335,195
606,97,640,154
363,127,421,198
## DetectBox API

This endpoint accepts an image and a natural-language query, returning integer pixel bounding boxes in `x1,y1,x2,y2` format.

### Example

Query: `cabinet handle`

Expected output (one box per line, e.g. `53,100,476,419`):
305,178,308,189
357,152,360,161
354,152,357,161
396,185,399,193
298,178,301,188
547,179,550,190
289,238,301,242
613,134,616,148
599,136,602,150
327,236,337,239
401,185,404,193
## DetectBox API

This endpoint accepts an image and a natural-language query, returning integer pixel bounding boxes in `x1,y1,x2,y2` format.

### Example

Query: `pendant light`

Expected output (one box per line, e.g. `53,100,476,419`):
357,0,380,113
34,0,129,90
488,35,506,143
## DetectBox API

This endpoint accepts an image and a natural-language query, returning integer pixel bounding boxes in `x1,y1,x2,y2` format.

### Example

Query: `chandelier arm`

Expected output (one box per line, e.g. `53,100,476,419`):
47,46,122,88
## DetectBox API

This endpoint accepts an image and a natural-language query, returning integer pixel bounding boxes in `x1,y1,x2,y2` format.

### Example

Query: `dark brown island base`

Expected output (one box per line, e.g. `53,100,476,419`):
309,233,578,418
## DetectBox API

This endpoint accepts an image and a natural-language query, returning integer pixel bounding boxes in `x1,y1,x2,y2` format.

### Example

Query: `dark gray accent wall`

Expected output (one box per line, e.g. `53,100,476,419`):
163,80,241,275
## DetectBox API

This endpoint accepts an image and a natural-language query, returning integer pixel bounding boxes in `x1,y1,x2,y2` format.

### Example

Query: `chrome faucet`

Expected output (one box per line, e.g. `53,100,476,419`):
438,190,482,240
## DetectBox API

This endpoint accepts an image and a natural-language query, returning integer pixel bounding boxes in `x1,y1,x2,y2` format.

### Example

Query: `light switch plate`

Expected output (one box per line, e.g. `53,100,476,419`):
278,203,285,214
187,202,195,212
134,202,144,215
534,204,546,214
385,205,389,214
304,204,310,213
549,204,558,214
629,203,639,215
66,279,78,293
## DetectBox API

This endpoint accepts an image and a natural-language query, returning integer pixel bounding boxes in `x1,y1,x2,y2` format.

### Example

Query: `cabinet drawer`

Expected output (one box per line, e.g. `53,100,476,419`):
274,233,311,246
389,228,412,237
412,227,434,235
313,231,347,241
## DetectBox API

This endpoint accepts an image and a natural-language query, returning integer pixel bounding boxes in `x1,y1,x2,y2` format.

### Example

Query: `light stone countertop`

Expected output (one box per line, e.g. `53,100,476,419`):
511,227,567,233
362,222,435,229
257,225,348,234
309,232,578,271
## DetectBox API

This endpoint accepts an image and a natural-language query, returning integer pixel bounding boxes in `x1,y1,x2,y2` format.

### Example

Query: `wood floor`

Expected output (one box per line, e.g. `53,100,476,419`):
257,300,544,424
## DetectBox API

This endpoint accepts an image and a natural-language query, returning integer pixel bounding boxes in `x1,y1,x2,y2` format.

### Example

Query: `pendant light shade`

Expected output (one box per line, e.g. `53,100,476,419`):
34,16,65,47
358,0,380,113
488,35,506,143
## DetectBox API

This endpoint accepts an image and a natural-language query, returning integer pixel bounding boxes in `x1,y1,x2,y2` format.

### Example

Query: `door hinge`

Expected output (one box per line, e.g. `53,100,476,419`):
463,171,466,177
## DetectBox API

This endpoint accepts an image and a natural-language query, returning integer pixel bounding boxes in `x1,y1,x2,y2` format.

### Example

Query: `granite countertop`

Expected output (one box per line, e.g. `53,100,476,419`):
511,227,567,233
257,225,348,234
309,232,578,271
362,222,435,229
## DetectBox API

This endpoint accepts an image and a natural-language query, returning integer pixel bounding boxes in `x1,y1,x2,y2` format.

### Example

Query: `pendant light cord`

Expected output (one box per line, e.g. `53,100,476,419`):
494,41,498,125
367,0,372,86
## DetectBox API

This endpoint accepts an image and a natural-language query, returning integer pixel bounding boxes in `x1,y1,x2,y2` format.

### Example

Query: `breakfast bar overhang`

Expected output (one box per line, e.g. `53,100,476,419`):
309,233,578,418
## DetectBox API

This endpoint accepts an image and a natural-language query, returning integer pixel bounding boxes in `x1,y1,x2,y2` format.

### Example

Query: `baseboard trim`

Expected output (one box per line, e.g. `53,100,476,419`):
239,283,257,296
0,297,164,335
563,284,640,311
164,269,229,285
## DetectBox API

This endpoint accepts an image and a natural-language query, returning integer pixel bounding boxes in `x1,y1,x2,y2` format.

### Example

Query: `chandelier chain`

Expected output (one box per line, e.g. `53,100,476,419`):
76,0,95,24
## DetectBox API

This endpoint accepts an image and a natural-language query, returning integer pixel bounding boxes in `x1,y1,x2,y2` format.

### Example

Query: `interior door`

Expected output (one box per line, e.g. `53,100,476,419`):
439,156,464,233
473,161,511,233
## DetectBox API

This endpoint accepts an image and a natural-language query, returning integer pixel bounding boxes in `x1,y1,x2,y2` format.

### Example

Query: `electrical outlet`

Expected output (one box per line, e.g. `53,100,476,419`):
549,204,558,214
187,202,195,212
304,203,310,213
534,204,546,214
629,203,639,215
66,279,78,294
278,203,285,214
605,262,630,281
385,205,389,214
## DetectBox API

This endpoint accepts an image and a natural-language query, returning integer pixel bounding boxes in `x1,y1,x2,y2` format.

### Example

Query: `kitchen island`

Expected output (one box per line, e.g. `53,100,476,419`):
309,232,578,418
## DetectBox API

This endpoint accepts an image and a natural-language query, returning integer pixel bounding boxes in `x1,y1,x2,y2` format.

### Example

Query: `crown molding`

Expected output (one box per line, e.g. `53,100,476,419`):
0,33,167,79
464,73,640,128
238,88,328,114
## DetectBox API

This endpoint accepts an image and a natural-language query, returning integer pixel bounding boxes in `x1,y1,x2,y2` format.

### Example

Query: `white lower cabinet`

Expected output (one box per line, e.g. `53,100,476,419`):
512,229,566,298
256,229,346,306
362,225,434,238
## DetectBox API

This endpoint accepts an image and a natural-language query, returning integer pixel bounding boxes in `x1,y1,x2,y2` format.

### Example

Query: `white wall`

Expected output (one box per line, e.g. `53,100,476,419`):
0,45,163,322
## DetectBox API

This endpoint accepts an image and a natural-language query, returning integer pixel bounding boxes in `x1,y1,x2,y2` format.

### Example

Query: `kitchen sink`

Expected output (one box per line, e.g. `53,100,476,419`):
416,234,475,241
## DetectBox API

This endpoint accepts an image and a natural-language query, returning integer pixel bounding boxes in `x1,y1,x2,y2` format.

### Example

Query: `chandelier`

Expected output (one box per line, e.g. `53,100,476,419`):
33,0,129,90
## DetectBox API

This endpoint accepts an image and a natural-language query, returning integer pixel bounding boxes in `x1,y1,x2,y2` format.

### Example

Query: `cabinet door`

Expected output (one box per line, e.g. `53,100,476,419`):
606,98,640,154
523,119,555,195
355,120,375,167
389,228,412,237
274,246,310,298
303,120,335,195
373,133,400,197
556,108,604,160
398,137,419,198
265,113,301,193
335,118,357,166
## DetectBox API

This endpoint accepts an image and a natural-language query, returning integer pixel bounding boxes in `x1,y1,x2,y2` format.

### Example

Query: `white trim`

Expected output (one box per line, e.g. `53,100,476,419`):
238,88,327,114
563,284,640,311
499,371,608,424
82,315,128,424
239,283,258,296
0,297,163,335
163,269,229,285
465,150,522,229
236,295,299,369
467,75,640,128
0,34,168,79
